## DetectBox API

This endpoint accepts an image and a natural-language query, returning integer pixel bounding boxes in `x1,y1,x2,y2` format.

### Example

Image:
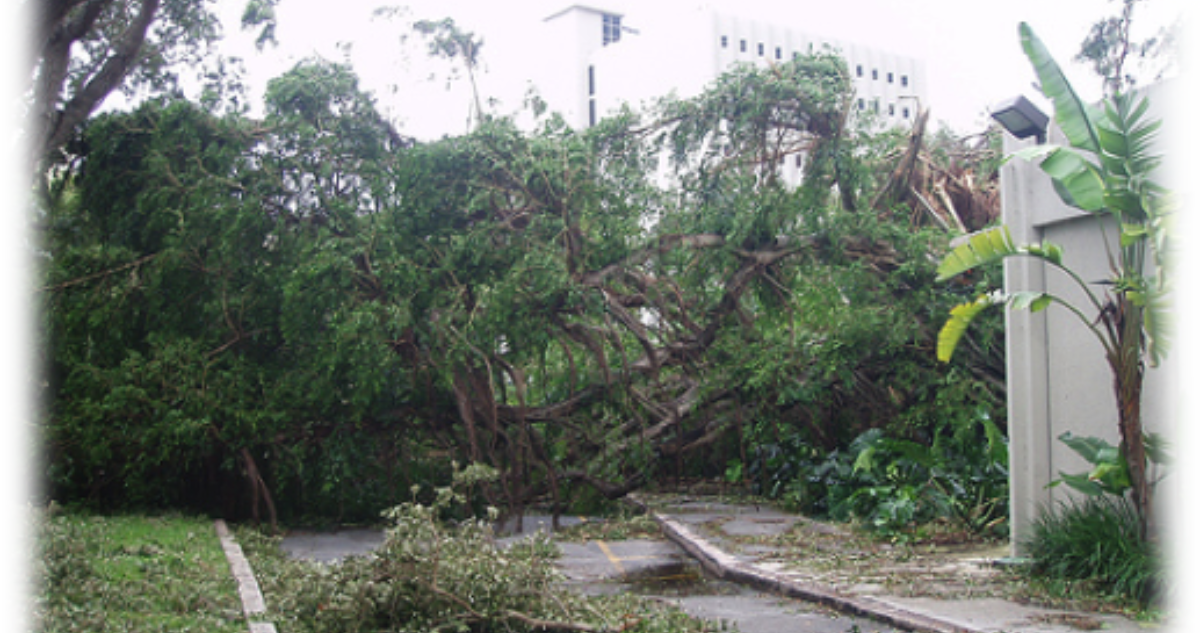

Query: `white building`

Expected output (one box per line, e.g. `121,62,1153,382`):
537,4,927,132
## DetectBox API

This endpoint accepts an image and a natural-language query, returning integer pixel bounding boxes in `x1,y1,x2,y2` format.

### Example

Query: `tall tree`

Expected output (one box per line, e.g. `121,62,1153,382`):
411,17,486,131
1075,0,1176,96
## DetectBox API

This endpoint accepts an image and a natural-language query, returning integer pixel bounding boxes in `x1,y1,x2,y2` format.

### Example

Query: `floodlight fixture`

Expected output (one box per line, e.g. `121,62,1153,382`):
990,95,1048,144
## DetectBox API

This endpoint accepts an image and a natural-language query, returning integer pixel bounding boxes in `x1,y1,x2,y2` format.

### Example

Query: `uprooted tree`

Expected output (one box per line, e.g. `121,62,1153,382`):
41,50,1004,524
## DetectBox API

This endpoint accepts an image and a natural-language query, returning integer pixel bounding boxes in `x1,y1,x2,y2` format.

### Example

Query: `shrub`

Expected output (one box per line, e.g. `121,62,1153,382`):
749,421,1008,541
1022,496,1164,606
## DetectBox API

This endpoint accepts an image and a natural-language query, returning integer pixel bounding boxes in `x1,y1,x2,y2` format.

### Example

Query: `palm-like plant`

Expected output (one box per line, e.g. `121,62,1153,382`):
935,23,1172,540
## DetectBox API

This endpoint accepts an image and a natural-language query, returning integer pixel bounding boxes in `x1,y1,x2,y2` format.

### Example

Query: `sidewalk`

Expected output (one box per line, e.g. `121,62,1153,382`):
630,493,1156,633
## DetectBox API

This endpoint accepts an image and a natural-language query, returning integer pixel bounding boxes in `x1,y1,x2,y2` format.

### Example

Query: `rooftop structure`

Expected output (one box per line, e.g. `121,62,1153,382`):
537,4,927,131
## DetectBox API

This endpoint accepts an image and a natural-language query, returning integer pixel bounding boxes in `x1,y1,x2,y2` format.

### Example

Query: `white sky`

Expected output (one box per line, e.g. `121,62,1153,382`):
210,0,1185,137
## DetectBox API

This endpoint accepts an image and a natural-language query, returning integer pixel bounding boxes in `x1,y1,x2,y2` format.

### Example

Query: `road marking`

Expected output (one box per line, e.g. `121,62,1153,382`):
595,540,626,574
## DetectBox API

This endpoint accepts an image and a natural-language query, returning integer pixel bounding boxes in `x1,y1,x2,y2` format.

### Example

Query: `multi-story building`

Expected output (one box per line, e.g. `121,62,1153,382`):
538,4,927,132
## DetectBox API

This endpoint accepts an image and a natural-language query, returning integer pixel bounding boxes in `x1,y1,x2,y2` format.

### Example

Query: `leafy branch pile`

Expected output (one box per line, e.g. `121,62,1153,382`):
241,466,718,633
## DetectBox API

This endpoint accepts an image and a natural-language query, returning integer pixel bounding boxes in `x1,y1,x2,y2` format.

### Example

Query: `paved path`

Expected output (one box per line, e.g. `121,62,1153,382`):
250,496,1158,633
631,495,1153,633
547,535,903,632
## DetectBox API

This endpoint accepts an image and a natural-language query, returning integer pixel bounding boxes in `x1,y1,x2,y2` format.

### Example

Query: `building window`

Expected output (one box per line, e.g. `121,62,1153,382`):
602,13,621,46
901,75,909,87
721,35,728,48
856,64,863,77
775,46,782,60
888,103,895,116
588,65,595,96
757,42,764,56
887,72,894,83
902,107,911,119
871,69,878,80
589,100,596,127
740,39,747,53
857,98,865,110
872,99,879,113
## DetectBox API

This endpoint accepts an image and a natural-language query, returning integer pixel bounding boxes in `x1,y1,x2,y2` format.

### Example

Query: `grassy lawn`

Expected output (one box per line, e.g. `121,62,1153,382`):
36,507,247,633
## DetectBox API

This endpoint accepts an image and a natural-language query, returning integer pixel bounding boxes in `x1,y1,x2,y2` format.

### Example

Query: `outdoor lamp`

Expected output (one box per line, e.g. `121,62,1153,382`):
990,95,1048,143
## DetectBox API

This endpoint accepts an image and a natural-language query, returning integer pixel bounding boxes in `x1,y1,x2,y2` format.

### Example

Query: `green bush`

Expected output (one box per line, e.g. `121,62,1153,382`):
1022,496,1163,606
748,419,1008,540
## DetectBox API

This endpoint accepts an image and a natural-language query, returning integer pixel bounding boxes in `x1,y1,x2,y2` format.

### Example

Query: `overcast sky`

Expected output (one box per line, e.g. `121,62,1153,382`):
209,0,1184,137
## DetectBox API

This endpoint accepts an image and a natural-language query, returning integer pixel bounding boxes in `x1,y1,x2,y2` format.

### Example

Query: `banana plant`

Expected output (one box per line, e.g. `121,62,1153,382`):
935,23,1173,540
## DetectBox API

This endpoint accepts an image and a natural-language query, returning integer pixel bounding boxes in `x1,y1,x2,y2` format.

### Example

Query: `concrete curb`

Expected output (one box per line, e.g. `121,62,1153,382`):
214,519,278,633
634,502,983,633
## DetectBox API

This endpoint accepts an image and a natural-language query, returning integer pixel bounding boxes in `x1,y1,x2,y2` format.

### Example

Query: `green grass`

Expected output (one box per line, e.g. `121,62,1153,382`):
36,506,246,633
1021,496,1164,610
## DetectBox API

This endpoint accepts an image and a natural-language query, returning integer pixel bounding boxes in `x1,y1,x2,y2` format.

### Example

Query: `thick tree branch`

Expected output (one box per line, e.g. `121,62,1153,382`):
38,0,162,160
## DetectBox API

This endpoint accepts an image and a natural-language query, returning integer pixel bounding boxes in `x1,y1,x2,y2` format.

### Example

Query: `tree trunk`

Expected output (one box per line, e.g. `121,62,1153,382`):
1111,298,1152,541
36,0,162,162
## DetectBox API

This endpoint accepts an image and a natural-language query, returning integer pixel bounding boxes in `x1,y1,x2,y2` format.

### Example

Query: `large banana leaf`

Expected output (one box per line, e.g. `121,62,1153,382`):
1096,93,1164,220
937,293,1001,362
1019,22,1101,155
938,290,1053,362
1011,145,1106,212
935,226,1017,282
1052,432,1132,496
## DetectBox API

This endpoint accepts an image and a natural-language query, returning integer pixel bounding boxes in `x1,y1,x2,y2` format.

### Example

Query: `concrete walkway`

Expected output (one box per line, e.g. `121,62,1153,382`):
631,494,1158,633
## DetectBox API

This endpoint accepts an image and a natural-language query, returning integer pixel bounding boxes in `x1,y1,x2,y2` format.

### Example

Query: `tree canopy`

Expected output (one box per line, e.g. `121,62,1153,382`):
41,47,1004,525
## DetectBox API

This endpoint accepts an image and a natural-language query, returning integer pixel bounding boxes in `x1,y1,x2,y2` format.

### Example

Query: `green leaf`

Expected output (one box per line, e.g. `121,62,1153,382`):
852,446,877,475
982,417,1009,467
1051,471,1106,496
1019,23,1101,154
1143,285,1172,366
1090,461,1131,492
1038,148,1106,211
936,226,1017,281
1057,431,1114,465
1008,291,1053,312
1120,223,1148,248
1025,241,1063,266
1145,433,1171,465
937,292,1002,362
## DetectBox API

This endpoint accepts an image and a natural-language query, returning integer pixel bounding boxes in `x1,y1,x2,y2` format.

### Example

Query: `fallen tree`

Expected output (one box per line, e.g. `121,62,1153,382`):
41,54,1005,523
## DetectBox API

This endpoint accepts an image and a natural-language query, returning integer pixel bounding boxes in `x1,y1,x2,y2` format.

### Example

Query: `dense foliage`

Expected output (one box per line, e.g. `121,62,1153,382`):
41,51,1005,531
